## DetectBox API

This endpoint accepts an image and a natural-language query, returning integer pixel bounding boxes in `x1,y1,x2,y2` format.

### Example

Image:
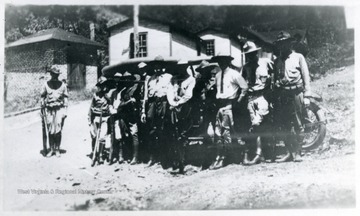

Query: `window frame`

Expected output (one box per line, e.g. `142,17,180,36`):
204,39,215,56
130,32,148,58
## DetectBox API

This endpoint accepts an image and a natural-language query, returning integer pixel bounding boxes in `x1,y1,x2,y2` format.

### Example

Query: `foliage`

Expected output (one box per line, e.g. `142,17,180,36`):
307,33,354,78
5,4,351,76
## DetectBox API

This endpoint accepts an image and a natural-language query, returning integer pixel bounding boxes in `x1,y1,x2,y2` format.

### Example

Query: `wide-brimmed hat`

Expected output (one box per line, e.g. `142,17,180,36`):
211,52,234,63
243,41,261,54
147,55,171,68
114,72,123,78
276,31,291,41
47,66,61,74
96,76,108,86
138,62,147,69
195,60,220,73
117,71,136,81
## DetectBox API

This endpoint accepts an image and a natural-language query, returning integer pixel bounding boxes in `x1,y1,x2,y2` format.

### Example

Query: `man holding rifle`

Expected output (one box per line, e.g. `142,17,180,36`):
40,66,68,157
88,76,112,165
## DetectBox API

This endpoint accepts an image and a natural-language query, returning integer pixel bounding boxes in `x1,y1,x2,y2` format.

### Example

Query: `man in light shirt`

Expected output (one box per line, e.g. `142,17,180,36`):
273,31,312,163
141,56,175,167
167,63,196,174
241,41,273,165
210,54,248,170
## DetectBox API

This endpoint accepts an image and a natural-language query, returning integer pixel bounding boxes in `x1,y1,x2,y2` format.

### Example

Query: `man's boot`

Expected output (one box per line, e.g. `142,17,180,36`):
275,149,293,163
130,156,138,165
55,133,61,157
214,155,225,169
130,135,139,165
98,142,105,164
147,154,155,167
209,155,220,170
46,134,54,157
243,150,250,165
276,134,294,163
247,136,263,165
291,141,302,162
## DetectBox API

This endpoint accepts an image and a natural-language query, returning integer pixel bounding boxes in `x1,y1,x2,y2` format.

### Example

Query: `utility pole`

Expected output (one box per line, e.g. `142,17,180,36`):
133,4,139,58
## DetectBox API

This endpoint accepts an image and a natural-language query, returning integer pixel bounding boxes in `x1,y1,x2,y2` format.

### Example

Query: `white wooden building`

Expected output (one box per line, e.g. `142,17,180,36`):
107,18,207,65
197,28,244,67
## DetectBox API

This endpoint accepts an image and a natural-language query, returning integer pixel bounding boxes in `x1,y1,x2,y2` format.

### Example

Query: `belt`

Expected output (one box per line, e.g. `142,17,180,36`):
92,112,110,117
217,99,233,107
148,96,167,103
279,84,304,91
248,89,266,97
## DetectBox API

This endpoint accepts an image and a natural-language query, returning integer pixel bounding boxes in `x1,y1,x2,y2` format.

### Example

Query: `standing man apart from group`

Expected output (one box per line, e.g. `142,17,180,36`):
41,66,68,158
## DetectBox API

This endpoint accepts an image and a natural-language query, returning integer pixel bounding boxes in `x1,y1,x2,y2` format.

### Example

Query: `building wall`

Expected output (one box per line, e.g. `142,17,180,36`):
230,40,244,67
5,41,56,72
199,31,244,67
109,21,171,64
171,31,204,60
86,66,98,90
5,71,50,102
109,20,205,64
199,32,231,56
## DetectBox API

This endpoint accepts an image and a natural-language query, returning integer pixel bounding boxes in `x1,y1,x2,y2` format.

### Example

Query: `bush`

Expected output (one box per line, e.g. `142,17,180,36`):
307,41,354,79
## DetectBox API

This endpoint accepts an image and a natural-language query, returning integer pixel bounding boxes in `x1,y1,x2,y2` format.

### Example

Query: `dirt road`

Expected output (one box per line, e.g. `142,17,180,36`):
2,66,356,211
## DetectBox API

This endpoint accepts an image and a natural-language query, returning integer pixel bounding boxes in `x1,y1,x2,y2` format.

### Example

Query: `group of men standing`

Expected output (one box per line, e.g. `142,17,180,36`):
40,31,312,174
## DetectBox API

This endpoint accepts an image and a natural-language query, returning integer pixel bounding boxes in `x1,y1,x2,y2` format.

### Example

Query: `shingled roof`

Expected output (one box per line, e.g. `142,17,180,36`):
5,28,106,48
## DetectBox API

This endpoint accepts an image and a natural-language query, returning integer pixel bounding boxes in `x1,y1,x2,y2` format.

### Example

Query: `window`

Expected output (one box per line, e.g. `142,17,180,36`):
205,39,215,56
130,32,148,58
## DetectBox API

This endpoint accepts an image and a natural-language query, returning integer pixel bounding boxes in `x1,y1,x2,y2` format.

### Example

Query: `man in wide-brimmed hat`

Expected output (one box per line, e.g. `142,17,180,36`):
272,31,312,163
88,76,112,164
109,71,142,165
141,55,175,167
209,53,248,170
41,66,68,157
166,61,197,174
241,41,273,165
192,60,220,144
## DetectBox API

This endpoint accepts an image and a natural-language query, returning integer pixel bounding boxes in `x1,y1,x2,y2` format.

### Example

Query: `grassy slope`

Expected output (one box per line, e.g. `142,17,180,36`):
311,65,355,157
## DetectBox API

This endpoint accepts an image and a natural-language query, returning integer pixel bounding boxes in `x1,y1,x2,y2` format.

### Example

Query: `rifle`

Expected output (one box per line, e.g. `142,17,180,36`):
91,108,103,166
41,107,49,157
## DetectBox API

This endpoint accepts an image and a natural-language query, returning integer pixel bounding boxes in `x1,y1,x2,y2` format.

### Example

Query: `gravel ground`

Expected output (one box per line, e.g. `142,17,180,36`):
2,65,356,211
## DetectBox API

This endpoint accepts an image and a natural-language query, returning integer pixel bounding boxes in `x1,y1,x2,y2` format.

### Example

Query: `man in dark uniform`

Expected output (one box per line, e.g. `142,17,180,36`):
193,60,220,143
110,72,142,165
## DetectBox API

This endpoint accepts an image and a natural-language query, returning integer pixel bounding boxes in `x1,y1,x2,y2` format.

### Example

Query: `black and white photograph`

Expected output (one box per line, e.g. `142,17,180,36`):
0,0,358,213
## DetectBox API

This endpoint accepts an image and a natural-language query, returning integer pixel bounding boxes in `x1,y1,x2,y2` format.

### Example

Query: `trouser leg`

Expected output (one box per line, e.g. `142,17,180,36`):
46,133,55,157
146,101,156,165
118,140,124,163
54,132,61,157
130,133,139,165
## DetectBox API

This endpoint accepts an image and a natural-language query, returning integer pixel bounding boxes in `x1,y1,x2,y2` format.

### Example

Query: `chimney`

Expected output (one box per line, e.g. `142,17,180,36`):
90,22,95,41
